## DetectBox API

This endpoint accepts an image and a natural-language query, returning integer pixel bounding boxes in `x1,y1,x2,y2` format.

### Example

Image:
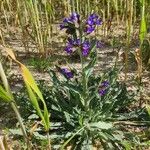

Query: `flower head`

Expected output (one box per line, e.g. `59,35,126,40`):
64,38,82,54
98,80,109,96
64,44,73,54
70,12,80,22
85,13,102,34
82,41,90,56
60,68,74,79
60,24,66,30
101,81,109,87
63,18,72,23
85,26,95,34
60,12,80,31
74,39,81,46
99,89,107,96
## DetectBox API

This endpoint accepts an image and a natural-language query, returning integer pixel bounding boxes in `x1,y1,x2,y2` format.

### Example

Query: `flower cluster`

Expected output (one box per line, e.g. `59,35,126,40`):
64,38,91,56
60,68,74,79
59,12,103,80
60,12,80,30
85,13,102,34
64,38,103,56
98,81,109,96
65,38,81,54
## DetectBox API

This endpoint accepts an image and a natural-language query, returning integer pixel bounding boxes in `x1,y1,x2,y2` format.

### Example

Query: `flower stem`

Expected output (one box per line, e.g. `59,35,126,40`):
78,27,88,110
79,49,88,110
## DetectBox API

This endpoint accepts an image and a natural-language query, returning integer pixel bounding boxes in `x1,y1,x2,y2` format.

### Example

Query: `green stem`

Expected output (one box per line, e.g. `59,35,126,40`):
10,102,30,149
78,25,88,110
47,131,51,150
61,126,85,149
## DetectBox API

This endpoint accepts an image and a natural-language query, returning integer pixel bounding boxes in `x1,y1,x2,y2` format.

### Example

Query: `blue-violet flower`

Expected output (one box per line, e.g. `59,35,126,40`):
60,68,74,79
82,41,90,56
85,13,102,34
98,81,109,96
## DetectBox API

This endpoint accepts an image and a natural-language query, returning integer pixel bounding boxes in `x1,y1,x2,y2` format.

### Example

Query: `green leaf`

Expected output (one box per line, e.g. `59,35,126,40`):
9,128,23,136
121,141,132,150
63,83,84,107
48,69,60,84
90,121,113,129
83,55,96,78
61,127,85,150
25,81,49,131
0,85,12,102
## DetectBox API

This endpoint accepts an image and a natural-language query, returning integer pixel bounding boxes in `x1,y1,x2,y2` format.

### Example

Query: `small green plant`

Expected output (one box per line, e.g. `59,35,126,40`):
27,57,53,72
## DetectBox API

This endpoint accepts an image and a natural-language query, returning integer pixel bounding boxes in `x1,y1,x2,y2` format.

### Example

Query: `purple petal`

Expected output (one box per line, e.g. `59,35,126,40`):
99,89,107,96
87,19,94,26
64,45,73,54
90,13,98,19
96,19,102,25
82,49,89,56
101,81,109,87
82,41,90,56
75,39,81,46
63,18,72,23
60,24,65,30
86,26,95,34
60,68,74,79
70,12,80,22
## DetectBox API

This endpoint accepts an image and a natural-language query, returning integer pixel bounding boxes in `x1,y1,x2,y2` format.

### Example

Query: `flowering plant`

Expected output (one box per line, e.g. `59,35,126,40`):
40,13,147,149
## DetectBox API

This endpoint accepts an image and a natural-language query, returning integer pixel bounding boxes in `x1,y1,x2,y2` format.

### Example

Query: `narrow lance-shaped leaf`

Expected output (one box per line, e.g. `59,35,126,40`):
5,48,50,131
25,82,47,130
20,64,50,131
90,121,113,129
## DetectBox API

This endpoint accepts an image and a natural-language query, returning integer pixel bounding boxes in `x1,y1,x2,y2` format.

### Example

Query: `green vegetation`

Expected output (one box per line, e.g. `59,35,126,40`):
0,1,150,149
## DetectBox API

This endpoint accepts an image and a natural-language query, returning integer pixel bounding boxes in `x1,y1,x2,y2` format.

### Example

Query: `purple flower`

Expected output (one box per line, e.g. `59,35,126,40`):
68,38,74,45
101,81,109,87
99,89,107,96
89,13,99,19
87,19,94,26
60,24,66,30
85,13,102,34
70,12,80,22
95,18,102,25
82,49,89,56
98,80,109,96
63,18,72,23
60,68,74,79
85,26,95,34
60,12,80,31
82,41,90,56
68,38,81,46
65,44,73,54
74,39,81,46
